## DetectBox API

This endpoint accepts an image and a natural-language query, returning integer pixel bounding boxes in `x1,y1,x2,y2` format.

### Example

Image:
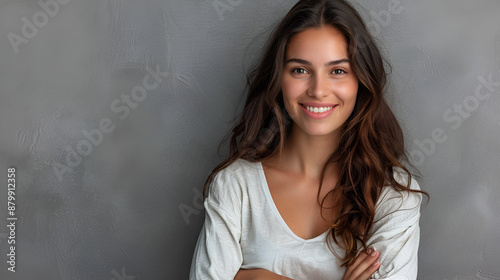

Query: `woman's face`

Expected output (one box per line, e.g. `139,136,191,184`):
282,25,359,139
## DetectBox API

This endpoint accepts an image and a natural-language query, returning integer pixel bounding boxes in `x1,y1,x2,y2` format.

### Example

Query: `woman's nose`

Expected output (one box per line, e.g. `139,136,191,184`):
307,74,329,98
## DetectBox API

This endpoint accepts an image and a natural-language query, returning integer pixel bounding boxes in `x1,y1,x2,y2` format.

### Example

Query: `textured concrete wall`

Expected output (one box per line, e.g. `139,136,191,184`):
0,0,499,279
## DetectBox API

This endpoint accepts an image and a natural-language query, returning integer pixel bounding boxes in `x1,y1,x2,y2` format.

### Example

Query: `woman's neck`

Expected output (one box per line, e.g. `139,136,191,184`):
279,125,340,179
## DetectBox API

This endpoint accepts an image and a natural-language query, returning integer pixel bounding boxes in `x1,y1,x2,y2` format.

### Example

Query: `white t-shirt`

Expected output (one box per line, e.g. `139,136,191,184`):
190,158,423,280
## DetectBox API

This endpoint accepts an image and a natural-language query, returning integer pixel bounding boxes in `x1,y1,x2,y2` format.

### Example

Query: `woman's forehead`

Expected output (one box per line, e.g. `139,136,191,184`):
286,26,349,63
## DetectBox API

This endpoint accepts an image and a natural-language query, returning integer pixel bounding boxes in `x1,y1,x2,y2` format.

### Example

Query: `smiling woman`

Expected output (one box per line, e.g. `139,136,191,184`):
282,25,358,138
189,0,429,279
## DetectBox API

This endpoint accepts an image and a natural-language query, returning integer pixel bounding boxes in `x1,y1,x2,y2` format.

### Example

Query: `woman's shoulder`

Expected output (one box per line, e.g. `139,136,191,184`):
206,158,261,202
371,167,424,228
213,158,260,182
376,167,423,212
391,166,421,191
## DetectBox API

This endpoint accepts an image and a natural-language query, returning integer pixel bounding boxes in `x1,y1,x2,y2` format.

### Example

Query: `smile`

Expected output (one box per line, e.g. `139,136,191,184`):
305,106,334,113
299,103,338,119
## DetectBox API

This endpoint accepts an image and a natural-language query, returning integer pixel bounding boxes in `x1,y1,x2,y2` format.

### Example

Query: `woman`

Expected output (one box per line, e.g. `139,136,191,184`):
190,0,429,279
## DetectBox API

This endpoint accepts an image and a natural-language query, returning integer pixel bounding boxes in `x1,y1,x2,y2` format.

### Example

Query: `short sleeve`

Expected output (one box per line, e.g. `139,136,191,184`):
189,171,244,280
367,171,423,280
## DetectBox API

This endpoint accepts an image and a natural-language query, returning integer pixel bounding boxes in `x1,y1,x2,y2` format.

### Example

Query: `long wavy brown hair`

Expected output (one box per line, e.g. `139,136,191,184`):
203,0,429,267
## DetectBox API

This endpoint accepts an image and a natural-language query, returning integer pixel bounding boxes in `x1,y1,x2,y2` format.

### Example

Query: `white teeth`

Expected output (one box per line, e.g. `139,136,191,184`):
306,106,334,113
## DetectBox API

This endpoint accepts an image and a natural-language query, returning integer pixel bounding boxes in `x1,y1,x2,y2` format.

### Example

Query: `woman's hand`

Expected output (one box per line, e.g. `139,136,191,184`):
342,247,381,280
234,247,379,280
234,269,294,280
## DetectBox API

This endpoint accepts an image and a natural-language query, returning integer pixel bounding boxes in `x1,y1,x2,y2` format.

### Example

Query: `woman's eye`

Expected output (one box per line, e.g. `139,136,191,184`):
332,69,346,75
292,68,308,75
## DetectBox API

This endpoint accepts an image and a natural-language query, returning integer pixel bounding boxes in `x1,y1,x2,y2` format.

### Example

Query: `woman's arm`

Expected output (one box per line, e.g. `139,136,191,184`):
189,172,244,280
235,269,294,280
235,247,381,280
366,173,423,279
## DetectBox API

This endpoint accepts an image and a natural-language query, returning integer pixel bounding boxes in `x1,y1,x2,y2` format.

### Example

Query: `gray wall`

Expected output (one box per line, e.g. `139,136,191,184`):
0,0,499,279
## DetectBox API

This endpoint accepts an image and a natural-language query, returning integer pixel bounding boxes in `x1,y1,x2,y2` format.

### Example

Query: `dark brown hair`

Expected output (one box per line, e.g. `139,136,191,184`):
204,0,429,267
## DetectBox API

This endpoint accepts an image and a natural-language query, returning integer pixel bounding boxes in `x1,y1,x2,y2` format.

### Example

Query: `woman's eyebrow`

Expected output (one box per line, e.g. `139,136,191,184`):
285,58,350,66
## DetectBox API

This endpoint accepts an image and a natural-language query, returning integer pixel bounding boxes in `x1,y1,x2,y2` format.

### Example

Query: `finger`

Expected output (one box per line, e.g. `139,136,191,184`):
355,254,381,280
343,251,369,279
351,248,380,280
344,247,380,280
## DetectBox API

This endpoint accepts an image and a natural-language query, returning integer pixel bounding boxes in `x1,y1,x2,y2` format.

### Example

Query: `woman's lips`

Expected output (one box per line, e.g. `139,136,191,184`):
300,103,338,119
